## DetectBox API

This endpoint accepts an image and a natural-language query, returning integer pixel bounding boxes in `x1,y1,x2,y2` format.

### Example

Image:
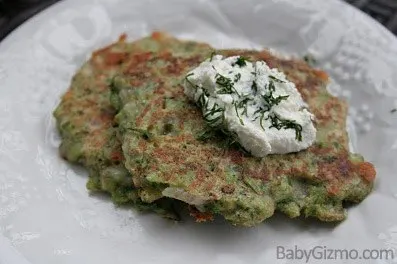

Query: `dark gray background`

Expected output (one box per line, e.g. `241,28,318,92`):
0,0,397,41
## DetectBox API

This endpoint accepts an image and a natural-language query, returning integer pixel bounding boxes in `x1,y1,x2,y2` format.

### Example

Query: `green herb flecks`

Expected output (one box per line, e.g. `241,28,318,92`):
203,102,225,127
209,51,216,62
234,73,241,82
232,56,248,67
251,81,258,94
196,92,208,110
215,73,240,96
303,54,317,66
259,111,267,131
188,70,226,128
234,103,244,126
250,74,292,133
236,96,251,118
185,72,211,97
197,92,211,110
266,113,303,141
269,75,286,83
262,92,289,107
253,107,270,131
184,73,197,89
261,80,289,108
196,92,225,128
268,80,276,92
185,72,194,78
222,130,249,155
250,77,297,138
215,73,233,94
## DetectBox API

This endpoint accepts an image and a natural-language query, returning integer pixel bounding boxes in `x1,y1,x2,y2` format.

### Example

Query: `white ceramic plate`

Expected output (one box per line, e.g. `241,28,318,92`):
1,0,397,263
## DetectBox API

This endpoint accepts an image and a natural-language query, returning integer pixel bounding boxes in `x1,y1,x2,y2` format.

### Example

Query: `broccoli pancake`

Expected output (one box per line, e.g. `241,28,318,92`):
53,33,211,218
113,45,376,227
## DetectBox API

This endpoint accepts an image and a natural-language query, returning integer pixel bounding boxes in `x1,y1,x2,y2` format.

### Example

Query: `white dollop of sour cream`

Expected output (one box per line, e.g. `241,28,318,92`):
183,55,316,157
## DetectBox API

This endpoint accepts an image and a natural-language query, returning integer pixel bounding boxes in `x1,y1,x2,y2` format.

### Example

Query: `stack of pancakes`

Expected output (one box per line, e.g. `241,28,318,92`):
53,32,375,227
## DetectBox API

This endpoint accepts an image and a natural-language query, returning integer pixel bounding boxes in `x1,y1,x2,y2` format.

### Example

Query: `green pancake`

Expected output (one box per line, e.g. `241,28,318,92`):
112,35,376,226
53,33,211,219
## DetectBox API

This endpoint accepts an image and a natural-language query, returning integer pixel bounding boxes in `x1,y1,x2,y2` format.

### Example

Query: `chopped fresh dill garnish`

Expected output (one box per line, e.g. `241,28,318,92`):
268,80,276,92
232,56,248,67
250,80,291,132
189,57,305,144
209,51,216,62
303,54,317,66
236,96,251,117
197,92,225,127
253,107,270,130
262,92,289,107
266,113,303,141
215,73,240,96
269,75,286,83
203,102,225,126
215,73,234,94
275,95,290,104
234,103,244,125
234,73,241,82
197,92,208,109
184,73,198,90
222,130,249,155
261,80,289,107
253,107,268,117
259,112,266,131
251,81,258,94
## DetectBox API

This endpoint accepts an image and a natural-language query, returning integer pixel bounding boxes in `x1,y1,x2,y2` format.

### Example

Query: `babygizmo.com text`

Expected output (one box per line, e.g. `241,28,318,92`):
276,245,395,263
